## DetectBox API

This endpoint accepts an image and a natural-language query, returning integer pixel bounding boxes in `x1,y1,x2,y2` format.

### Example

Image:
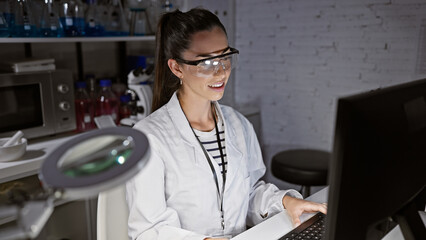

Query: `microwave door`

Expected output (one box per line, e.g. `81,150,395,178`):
0,76,56,139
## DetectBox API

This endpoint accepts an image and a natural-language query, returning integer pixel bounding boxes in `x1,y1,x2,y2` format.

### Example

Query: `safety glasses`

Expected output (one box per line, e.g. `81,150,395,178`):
175,47,239,77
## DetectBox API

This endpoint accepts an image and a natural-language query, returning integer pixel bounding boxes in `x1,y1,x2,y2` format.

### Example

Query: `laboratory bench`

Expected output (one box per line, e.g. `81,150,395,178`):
0,132,98,240
0,132,77,184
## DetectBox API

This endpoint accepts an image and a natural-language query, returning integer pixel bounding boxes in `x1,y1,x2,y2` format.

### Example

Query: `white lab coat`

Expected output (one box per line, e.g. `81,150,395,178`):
126,92,302,240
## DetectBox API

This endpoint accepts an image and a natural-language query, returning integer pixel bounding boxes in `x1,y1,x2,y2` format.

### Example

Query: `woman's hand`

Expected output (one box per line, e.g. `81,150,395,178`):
282,195,327,226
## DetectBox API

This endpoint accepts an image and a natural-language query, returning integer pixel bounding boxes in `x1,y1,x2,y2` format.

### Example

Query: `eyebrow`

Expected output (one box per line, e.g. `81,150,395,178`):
196,47,230,58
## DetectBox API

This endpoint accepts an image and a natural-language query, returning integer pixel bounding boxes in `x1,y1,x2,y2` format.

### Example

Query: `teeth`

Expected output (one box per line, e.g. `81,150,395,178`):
209,82,224,88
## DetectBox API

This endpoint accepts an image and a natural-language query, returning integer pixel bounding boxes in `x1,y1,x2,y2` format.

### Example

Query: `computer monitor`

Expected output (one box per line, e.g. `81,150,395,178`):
324,79,426,240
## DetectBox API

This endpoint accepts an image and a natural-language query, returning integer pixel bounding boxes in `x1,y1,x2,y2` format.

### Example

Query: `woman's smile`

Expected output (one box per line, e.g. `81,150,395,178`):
208,81,226,91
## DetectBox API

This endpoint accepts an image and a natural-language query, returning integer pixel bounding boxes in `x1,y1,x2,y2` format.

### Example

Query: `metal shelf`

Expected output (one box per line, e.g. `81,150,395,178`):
0,35,155,43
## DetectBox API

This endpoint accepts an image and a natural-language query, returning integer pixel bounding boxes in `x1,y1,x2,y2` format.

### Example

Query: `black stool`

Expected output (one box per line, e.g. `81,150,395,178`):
271,149,330,198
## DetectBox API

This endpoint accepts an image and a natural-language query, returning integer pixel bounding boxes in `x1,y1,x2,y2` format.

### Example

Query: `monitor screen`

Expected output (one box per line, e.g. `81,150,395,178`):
325,79,426,240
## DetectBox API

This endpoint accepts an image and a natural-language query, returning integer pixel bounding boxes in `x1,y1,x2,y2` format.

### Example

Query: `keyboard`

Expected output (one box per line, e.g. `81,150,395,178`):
279,212,326,240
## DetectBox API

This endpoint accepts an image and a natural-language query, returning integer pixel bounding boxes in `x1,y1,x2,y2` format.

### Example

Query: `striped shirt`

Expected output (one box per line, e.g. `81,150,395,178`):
193,117,227,178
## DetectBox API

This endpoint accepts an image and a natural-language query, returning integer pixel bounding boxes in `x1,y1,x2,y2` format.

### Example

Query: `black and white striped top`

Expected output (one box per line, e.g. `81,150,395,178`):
193,117,227,178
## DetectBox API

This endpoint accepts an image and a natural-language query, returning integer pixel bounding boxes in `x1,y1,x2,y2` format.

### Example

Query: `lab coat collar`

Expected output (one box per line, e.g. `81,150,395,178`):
166,91,201,146
165,92,243,191
165,91,237,146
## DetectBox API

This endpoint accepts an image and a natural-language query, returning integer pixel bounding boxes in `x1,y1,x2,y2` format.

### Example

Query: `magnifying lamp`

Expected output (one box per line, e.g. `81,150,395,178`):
0,127,150,240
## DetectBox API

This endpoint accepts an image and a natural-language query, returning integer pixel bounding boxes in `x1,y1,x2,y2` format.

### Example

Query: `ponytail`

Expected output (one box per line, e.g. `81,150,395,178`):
152,13,180,112
151,8,227,112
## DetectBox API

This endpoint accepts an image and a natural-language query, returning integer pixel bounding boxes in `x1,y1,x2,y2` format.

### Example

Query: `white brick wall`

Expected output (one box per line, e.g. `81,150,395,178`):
235,0,426,151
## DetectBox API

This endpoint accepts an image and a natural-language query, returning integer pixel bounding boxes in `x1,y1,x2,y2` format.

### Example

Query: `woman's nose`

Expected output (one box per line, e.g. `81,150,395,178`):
213,61,227,75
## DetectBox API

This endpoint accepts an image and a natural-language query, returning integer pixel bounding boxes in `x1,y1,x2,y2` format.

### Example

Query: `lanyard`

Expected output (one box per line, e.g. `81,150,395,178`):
185,104,227,230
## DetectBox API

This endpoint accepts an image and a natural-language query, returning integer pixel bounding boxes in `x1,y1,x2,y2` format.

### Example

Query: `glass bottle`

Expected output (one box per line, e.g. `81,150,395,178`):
119,94,132,122
59,0,85,36
0,0,11,37
132,10,147,36
84,0,104,36
1,0,14,36
127,0,150,36
0,10,8,37
13,0,37,37
85,74,97,102
39,0,64,37
104,0,127,36
97,0,109,34
95,79,119,124
74,81,95,132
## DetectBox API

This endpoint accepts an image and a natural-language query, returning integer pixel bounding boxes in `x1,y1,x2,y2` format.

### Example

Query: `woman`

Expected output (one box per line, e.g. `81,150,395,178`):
126,8,327,240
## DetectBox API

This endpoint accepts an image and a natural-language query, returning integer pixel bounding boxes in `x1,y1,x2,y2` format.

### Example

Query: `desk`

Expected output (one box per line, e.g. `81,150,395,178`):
232,187,425,240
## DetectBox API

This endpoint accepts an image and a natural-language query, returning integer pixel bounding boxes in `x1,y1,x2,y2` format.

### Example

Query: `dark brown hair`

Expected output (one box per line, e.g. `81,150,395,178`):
151,8,227,112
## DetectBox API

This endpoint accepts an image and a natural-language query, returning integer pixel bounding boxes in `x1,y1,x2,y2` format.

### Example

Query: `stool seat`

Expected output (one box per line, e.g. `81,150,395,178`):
271,149,330,188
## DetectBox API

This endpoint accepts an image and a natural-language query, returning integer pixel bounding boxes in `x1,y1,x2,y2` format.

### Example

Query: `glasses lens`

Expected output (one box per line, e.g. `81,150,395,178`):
191,53,238,77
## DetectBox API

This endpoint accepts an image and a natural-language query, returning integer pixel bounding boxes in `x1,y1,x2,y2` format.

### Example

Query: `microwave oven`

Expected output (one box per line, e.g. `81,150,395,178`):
0,70,76,139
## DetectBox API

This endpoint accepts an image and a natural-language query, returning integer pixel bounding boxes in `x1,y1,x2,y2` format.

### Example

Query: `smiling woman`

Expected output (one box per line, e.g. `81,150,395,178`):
168,25,233,109
151,8,235,113
125,7,326,240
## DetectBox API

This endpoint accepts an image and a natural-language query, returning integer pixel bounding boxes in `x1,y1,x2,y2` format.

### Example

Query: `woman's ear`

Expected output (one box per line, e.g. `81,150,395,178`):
167,59,183,79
